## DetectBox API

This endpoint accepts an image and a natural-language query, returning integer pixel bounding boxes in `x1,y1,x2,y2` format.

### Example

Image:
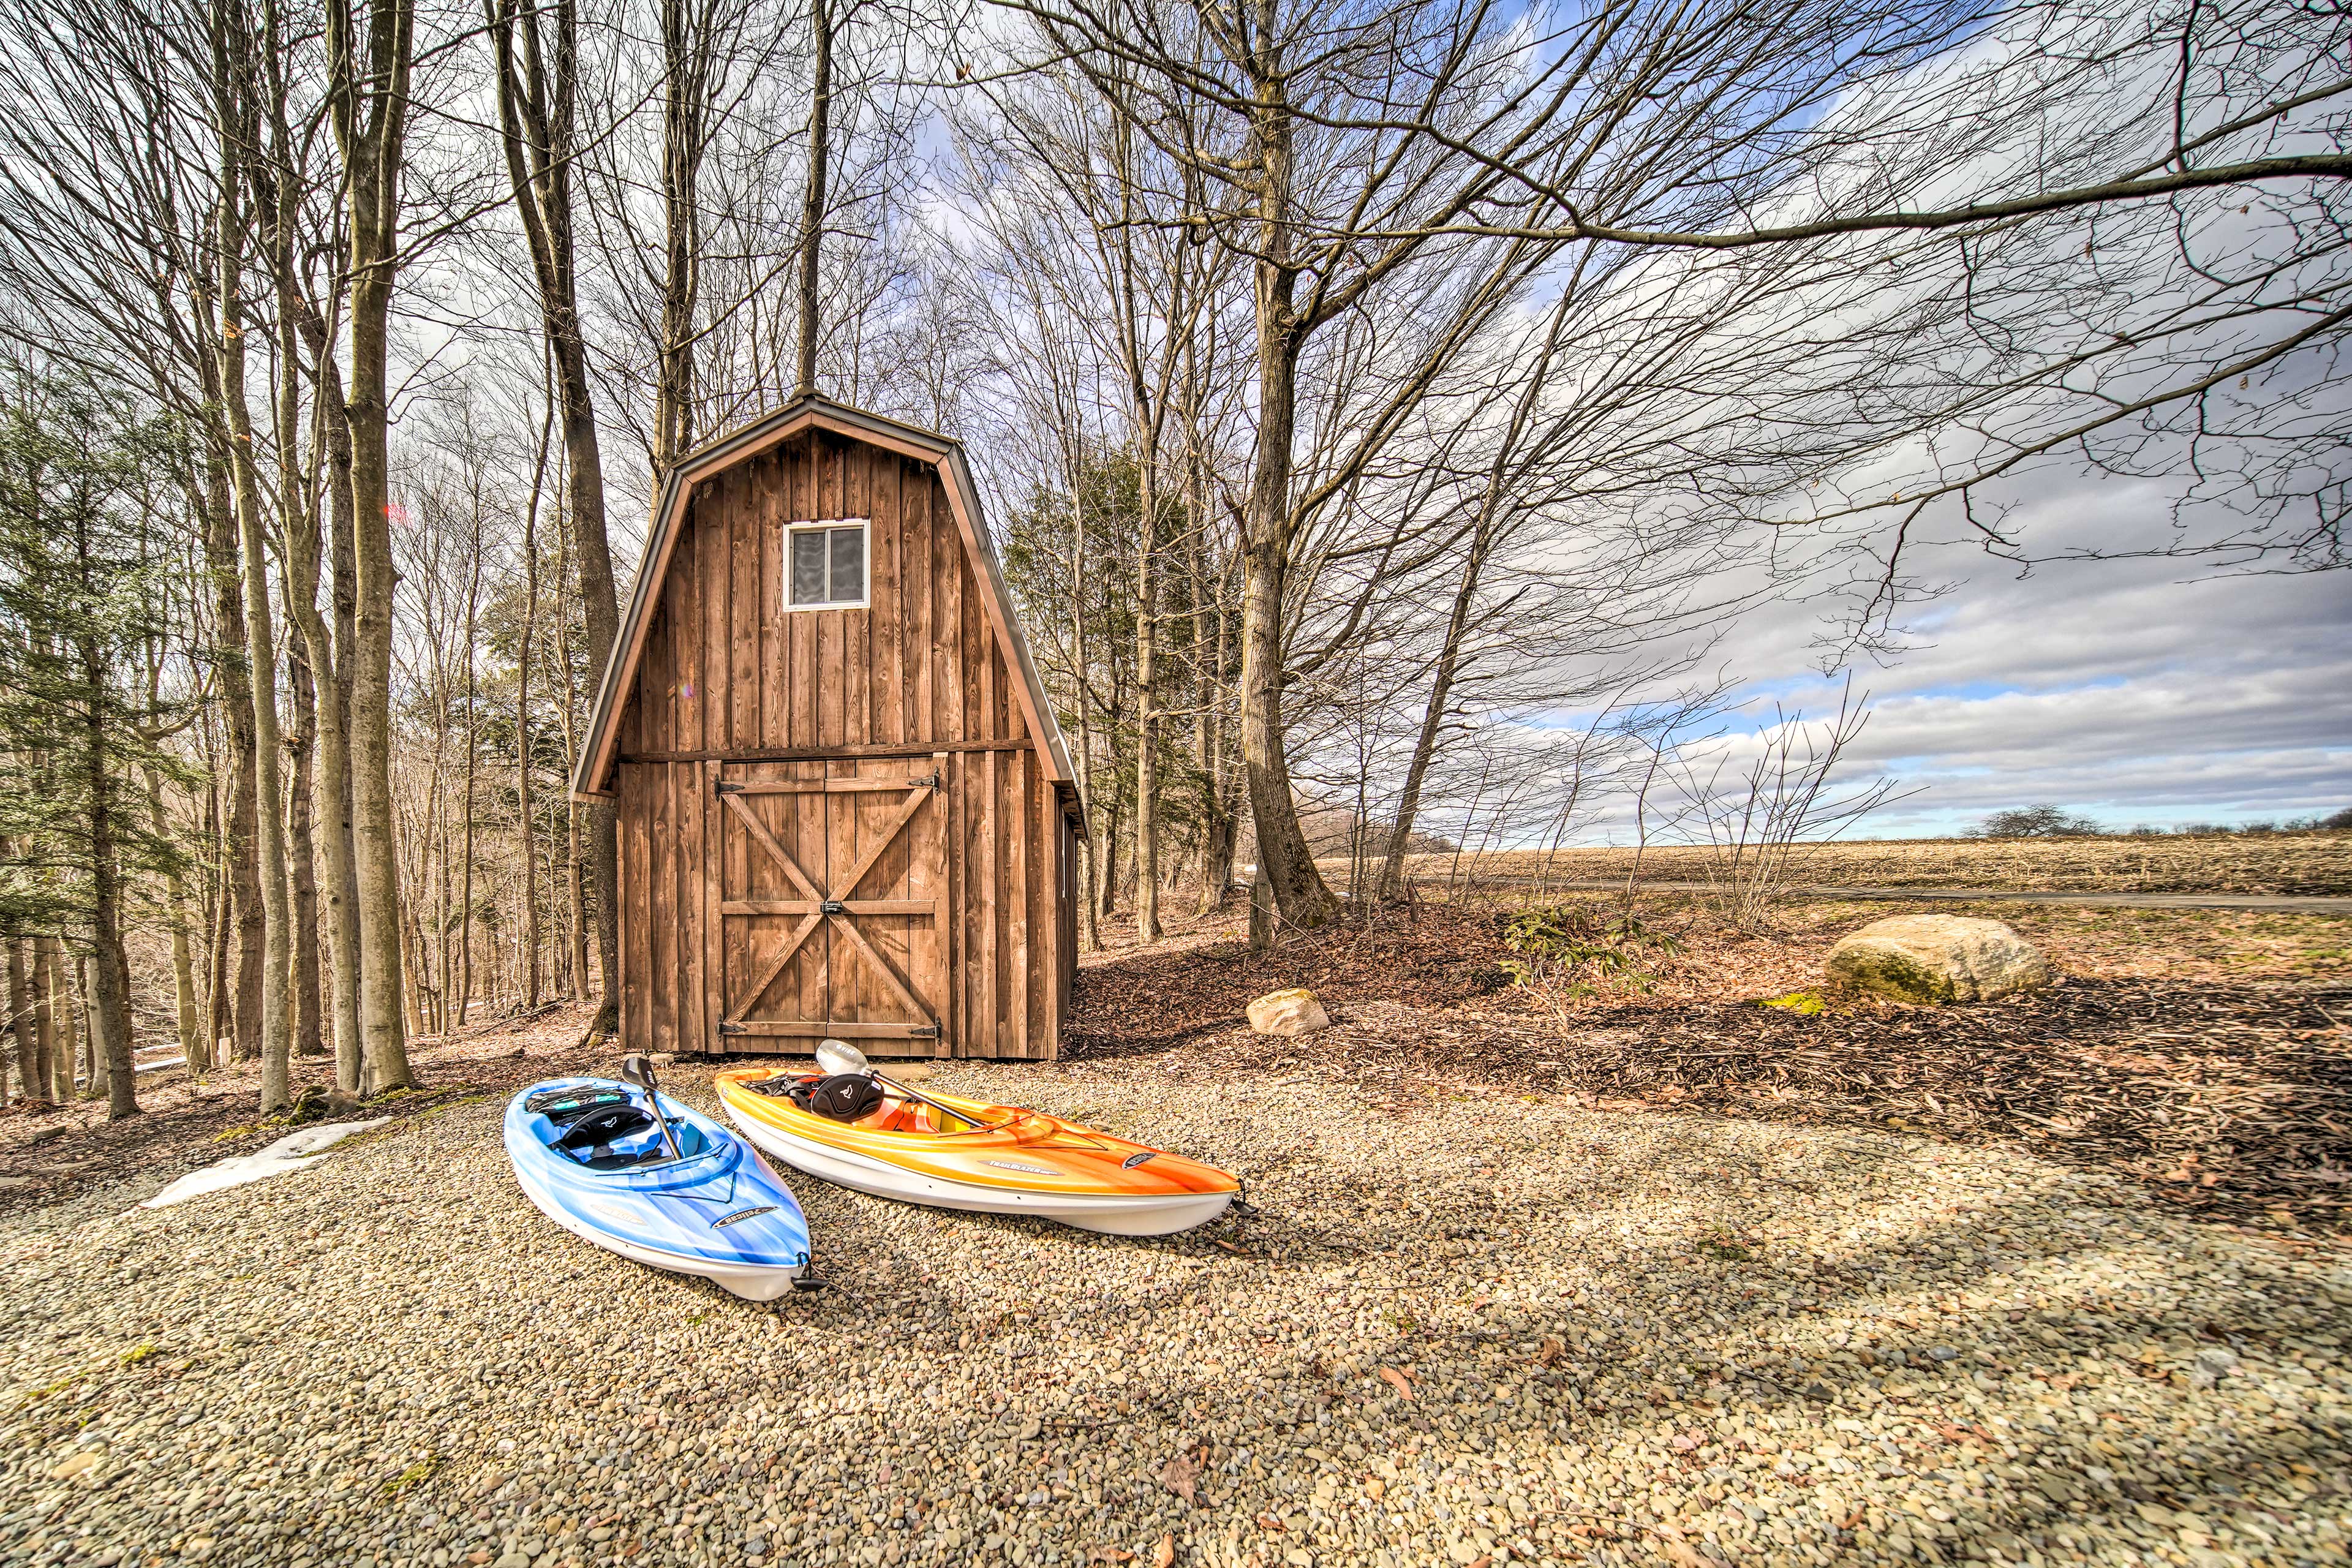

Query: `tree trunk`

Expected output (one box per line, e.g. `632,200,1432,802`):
287,652,324,1055
74,603,138,1118
1097,796,1121,920
205,453,265,1060
29,937,58,1100
345,214,413,1091
1375,549,1481,901
276,312,364,1090
516,451,543,1010
1239,96,1336,929
256,47,352,1077
203,797,229,1071
793,0,832,398
79,956,103,1102
45,940,77,1101
1129,409,1160,944
456,534,481,1027
142,767,202,1061
655,0,707,466
488,0,619,1035
5,936,33,1102
331,0,419,1092
217,141,297,1112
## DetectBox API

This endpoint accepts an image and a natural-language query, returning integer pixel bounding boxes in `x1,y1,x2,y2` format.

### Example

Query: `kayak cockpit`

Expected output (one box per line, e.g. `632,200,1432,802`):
520,1085,713,1172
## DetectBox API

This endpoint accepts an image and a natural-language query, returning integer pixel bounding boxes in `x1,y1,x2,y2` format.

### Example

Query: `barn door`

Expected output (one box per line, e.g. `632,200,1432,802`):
711,755,949,1050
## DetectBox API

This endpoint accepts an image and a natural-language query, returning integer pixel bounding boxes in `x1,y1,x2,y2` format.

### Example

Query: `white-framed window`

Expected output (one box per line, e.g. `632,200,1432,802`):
785,518,869,610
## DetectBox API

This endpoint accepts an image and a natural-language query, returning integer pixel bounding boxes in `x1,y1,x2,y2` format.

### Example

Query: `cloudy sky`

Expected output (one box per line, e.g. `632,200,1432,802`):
1675,469,2351,839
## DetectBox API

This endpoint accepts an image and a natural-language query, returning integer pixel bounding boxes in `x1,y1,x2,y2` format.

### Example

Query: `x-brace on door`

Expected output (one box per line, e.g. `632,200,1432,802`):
711,755,949,1049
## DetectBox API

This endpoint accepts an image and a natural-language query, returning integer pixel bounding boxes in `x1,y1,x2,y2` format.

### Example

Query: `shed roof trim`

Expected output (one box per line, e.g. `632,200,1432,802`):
568,394,1075,798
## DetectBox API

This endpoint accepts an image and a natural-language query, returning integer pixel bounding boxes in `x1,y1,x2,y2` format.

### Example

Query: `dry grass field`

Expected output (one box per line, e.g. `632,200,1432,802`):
1369,829,2352,896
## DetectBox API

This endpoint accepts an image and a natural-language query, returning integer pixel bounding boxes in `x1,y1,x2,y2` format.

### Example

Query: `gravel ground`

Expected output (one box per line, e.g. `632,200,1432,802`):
3,1053,2348,1568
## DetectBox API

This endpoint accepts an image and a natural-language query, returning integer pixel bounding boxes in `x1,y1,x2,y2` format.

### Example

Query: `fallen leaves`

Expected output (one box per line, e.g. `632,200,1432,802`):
1157,1453,1199,1506
1378,1365,1415,1401
1652,1536,1708,1568
1153,1532,1175,1568
1536,1335,1566,1367
1087,1548,1133,1566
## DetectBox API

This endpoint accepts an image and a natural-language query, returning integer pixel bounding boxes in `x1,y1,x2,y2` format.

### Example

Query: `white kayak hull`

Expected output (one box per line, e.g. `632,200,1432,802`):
728,1115,1236,1237
513,1177,807,1302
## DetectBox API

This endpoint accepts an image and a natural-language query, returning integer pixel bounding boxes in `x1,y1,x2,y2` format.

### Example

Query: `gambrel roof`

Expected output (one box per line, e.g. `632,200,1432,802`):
569,394,1075,799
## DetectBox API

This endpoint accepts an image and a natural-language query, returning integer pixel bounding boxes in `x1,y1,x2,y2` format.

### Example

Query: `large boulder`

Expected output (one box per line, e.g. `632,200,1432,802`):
1246,987,1331,1036
1825,914,2051,1004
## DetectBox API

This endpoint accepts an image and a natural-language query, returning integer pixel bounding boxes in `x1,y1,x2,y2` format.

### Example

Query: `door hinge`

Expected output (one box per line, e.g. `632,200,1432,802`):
714,780,745,796
908,769,942,791
717,1020,747,1036
910,1024,941,1039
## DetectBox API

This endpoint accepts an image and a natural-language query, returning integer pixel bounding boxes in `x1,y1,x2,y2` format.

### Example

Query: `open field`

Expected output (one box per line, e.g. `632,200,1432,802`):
1362,831,2352,898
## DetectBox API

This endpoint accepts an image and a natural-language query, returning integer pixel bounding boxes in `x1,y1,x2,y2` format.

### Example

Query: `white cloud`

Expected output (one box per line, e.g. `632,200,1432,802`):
1687,469,2352,835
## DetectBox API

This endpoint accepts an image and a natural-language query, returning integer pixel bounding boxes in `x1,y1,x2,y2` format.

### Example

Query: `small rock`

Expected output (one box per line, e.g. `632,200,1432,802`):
1823,915,2051,1003
49,1451,99,1482
2190,1346,2239,1388
1246,988,1330,1036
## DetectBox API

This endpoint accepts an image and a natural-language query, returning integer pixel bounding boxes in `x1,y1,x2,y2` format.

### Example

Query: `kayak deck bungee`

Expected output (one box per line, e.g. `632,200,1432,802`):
714,1065,1240,1236
503,1075,816,1300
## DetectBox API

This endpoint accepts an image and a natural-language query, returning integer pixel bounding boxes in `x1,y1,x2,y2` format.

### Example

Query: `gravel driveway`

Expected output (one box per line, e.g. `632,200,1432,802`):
3,1057,2346,1568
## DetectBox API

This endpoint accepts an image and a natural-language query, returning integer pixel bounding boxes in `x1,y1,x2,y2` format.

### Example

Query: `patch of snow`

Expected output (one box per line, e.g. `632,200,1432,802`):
139,1118,391,1209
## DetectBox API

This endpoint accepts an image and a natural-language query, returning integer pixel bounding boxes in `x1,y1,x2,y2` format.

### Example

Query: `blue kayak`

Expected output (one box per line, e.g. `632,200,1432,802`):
503,1075,815,1300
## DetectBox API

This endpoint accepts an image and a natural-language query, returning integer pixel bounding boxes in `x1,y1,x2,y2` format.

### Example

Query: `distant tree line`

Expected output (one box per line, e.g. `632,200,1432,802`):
1969,805,2352,839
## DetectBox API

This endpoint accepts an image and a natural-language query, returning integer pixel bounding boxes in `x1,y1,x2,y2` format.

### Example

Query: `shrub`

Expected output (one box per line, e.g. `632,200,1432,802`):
1499,902,1683,1006
1967,804,2103,839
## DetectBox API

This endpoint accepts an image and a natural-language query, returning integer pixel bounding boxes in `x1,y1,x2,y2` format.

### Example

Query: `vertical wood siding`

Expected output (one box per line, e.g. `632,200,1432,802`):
611,429,1065,1059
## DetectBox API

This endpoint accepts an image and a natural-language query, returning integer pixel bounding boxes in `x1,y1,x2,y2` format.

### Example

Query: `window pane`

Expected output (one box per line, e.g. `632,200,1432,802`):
790,530,826,605
829,526,865,605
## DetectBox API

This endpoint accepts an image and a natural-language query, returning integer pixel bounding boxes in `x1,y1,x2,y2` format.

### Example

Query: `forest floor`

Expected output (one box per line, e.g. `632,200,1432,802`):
1,892,2348,1568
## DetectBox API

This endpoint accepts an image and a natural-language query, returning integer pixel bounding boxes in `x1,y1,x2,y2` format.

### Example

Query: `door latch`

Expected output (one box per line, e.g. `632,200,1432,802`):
820,899,848,915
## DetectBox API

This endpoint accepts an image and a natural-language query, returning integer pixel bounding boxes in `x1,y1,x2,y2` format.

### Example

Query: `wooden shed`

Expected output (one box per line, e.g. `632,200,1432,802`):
570,396,1080,1060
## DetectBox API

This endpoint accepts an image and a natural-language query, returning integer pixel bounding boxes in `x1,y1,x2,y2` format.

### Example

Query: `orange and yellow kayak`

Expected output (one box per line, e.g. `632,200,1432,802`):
712,1066,1240,1235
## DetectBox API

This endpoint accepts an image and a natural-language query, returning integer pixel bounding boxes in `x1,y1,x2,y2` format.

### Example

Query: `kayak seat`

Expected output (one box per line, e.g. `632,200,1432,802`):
855,1100,918,1133
555,1105,656,1150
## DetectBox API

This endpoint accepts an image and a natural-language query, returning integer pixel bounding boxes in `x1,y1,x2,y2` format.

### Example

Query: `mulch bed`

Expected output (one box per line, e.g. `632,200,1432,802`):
1068,908,2352,1234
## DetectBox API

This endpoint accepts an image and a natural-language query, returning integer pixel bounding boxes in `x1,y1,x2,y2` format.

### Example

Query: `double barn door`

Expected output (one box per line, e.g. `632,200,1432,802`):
711,755,949,1049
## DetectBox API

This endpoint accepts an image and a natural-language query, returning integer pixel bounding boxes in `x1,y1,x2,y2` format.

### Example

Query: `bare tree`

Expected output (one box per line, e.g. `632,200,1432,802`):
328,0,420,1089
487,0,626,1034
